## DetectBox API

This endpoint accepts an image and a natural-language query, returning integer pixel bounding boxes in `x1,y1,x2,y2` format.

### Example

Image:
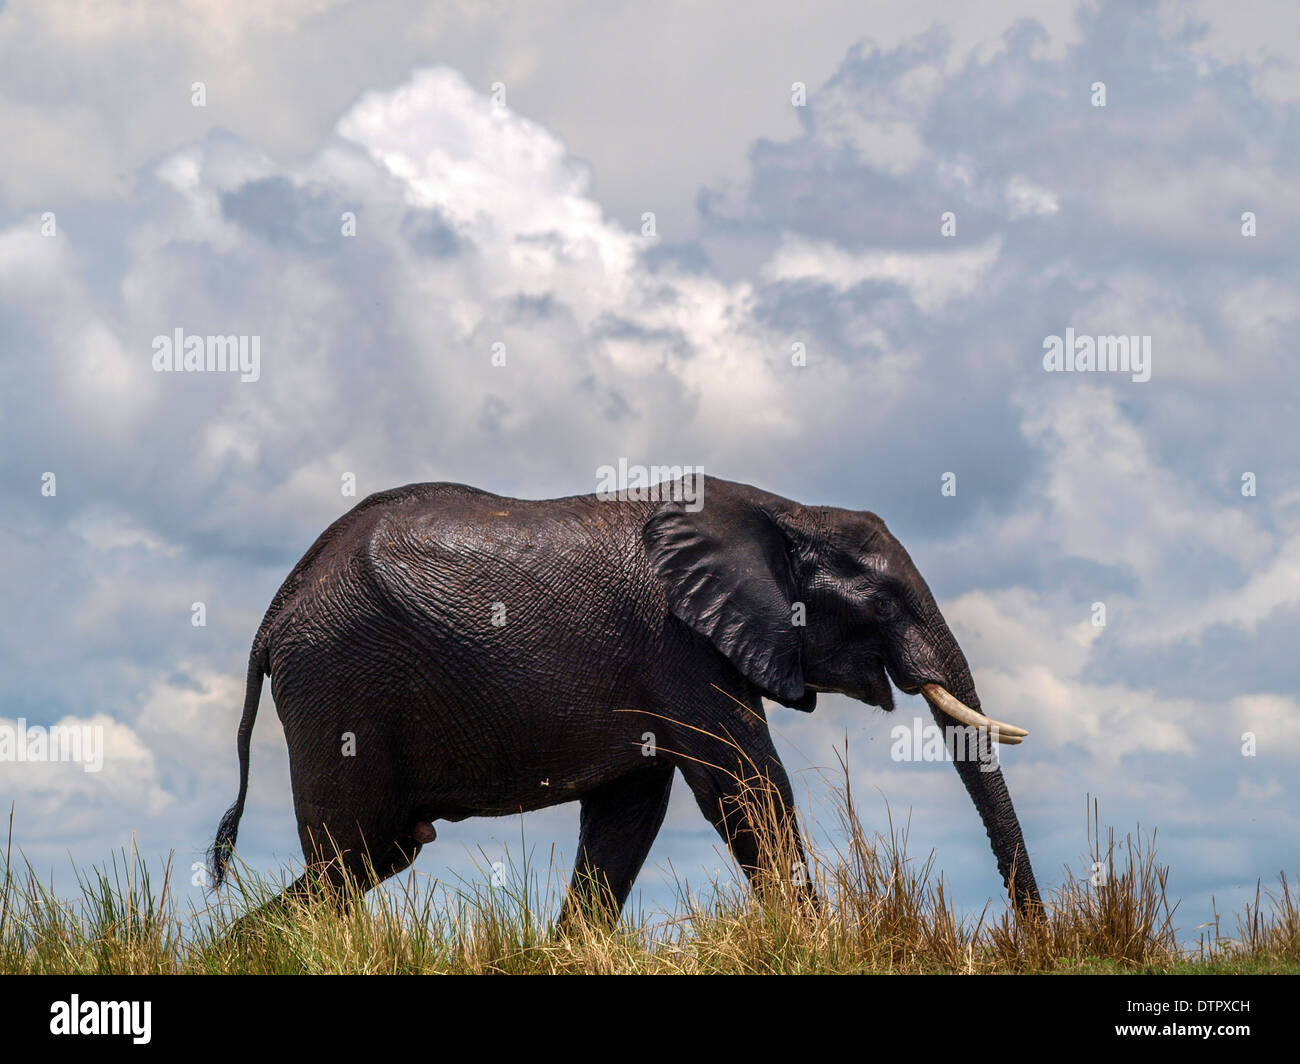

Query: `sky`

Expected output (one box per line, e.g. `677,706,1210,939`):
1,0,1298,936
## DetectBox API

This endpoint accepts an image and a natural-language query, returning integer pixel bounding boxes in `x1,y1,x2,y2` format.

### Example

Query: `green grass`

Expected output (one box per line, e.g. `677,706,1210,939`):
2,788,1296,975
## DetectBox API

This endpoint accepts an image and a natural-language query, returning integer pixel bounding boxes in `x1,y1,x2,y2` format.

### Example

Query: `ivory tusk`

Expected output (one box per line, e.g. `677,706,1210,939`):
920,683,1028,744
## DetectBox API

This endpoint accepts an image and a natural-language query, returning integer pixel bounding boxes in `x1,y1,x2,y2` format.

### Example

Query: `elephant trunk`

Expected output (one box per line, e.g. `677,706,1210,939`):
925,624,1042,915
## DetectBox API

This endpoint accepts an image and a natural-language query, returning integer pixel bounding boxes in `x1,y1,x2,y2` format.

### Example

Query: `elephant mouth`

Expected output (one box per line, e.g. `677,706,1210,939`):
884,660,926,700
861,657,894,711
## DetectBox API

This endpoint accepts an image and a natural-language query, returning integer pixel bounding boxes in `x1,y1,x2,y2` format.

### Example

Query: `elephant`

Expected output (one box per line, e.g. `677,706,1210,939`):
210,475,1040,925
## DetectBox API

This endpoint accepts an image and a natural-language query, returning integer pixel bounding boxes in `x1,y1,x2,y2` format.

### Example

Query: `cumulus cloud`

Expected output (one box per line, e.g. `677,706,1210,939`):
0,714,170,832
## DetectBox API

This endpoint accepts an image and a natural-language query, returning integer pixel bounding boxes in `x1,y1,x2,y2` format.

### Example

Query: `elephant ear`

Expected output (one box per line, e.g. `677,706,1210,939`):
642,481,814,711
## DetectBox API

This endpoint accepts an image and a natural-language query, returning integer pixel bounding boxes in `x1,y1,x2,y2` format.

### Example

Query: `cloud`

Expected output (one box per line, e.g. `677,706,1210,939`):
2,1,1298,924
0,714,171,831
762,235,1003,311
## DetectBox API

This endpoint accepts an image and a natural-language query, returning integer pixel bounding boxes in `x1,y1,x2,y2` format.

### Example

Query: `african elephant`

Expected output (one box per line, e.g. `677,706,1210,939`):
210,475,1040,923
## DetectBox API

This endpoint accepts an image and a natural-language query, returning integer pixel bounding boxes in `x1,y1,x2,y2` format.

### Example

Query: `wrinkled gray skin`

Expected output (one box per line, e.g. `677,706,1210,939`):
211,476,1040,923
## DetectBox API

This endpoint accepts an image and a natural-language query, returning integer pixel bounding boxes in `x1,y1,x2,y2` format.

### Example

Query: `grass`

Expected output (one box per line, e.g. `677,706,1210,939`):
2,783,1297,975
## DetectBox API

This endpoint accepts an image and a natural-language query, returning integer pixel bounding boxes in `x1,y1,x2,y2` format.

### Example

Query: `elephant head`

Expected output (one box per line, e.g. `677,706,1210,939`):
644,477,1041,912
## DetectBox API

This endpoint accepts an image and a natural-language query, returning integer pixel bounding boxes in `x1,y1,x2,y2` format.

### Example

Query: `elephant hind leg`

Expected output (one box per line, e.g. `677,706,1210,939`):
226,802,425,934
261,854,405,918
556,765,674,932
224,832,422,946
297,820,424,900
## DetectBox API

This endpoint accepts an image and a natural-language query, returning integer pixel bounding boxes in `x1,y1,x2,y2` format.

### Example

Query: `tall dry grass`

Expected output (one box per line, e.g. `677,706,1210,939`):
1,784,1296,974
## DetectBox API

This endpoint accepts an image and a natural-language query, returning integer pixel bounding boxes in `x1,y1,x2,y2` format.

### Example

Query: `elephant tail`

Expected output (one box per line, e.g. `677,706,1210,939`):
208,642,268,889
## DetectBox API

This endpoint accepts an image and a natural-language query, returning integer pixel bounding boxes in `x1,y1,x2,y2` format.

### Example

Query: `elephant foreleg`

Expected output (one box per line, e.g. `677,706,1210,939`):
557,765,674,932
675,729,815,906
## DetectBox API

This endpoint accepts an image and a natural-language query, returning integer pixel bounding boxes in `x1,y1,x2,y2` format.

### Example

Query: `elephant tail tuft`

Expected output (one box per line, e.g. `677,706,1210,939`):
208,643,267,889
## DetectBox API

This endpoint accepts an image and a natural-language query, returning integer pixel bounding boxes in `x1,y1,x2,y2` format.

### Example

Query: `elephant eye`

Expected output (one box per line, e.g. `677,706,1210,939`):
872,597,898,620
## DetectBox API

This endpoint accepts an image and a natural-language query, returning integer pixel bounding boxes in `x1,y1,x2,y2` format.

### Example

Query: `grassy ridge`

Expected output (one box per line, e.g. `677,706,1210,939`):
2,789,1297,975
